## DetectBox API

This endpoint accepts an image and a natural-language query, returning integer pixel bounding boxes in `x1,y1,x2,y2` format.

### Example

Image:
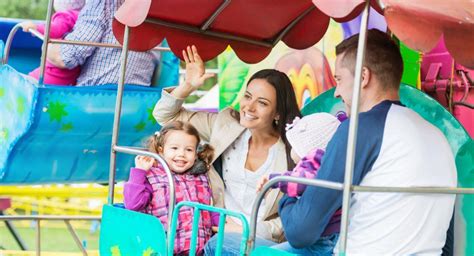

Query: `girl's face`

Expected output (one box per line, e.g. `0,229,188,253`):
239,78,279,132
160,130,198,174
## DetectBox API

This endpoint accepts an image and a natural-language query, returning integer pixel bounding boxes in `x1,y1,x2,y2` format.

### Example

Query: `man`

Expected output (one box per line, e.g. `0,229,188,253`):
278,29,457,255
47,0,154,86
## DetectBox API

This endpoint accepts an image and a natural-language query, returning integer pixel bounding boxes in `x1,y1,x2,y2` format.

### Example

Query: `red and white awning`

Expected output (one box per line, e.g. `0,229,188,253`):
112,0,474,68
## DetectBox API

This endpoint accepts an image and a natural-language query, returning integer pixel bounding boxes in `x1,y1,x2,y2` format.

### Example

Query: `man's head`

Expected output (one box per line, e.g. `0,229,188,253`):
334,29,403,114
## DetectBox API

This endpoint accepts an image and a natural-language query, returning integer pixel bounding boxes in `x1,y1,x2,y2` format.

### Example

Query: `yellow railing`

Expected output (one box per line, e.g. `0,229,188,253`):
0,184,124,228
0,185,123,199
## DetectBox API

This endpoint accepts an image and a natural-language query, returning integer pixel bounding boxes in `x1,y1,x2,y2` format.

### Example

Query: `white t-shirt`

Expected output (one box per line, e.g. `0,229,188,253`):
334,103,457,255
222,129,279,239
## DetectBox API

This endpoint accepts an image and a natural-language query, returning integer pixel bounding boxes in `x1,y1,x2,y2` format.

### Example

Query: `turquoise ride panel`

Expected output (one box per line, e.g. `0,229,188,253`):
251,247,295,255
100,204,167,255
302,84,474,255
0,65,162,184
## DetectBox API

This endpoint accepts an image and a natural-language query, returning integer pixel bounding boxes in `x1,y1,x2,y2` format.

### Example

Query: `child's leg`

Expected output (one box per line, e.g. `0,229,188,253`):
271,233,339,256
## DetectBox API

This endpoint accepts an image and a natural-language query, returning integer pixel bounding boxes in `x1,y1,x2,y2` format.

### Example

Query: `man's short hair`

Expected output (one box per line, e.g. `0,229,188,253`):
335,29,404,90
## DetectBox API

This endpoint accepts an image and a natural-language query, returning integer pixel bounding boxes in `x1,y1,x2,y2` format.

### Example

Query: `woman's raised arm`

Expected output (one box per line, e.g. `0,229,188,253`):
153,45,218,142
172,45,214,99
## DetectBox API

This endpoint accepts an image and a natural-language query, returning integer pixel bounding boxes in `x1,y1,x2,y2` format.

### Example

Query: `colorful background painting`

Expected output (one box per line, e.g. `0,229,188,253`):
218,8,390,111
216,9,473,254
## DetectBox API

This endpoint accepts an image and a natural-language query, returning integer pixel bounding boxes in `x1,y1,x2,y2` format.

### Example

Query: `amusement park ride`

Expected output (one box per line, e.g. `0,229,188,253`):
0,0,473,255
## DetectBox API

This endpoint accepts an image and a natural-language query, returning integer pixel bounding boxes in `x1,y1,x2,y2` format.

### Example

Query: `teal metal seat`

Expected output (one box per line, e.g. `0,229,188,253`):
99,204,167,255
169,201,250,256
99,201,249,256
251,247,295,255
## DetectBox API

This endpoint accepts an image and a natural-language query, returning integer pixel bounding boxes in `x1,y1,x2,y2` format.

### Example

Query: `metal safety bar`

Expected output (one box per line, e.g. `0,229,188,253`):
0,215,100,256
2,20,171,66
169,201,250,256
113,145,176,243
2,23,21,65
353,185,474,194
246,176,344,255
30,28,171,51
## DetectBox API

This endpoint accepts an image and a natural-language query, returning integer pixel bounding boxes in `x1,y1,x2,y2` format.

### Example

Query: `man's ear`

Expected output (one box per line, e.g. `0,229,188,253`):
361,67,371,88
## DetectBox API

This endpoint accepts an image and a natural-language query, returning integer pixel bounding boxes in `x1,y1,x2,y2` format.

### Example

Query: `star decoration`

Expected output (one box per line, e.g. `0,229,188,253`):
134,121,146,132
110,245,121,256
47,101,68,122
0,128,8,143
142,247,155,256
147,107,155,123
17,96,26,114
60,122,74,132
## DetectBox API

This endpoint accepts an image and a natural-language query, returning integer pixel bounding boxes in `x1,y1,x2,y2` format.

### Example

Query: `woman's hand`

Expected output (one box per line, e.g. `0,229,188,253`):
212,217,243,233
256,174,270,192
135,156,155,171
172,45,214,99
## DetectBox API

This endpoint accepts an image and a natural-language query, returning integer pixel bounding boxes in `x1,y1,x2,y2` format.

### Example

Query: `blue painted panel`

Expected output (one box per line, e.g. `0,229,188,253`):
0,65,162,184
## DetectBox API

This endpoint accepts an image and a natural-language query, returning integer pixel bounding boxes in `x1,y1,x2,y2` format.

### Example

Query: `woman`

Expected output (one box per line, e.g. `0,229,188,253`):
153,46,300,250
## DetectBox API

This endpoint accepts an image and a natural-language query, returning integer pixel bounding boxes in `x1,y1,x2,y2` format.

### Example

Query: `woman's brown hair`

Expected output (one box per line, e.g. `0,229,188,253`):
231,69,301,169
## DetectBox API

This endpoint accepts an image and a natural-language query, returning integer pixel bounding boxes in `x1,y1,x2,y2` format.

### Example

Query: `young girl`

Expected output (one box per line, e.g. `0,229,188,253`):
257,112,347,255
19,0,84,85
124,121,215,255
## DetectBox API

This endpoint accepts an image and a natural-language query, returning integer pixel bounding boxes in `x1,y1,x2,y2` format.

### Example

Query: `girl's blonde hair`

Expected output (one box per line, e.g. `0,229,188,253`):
146,121,214,174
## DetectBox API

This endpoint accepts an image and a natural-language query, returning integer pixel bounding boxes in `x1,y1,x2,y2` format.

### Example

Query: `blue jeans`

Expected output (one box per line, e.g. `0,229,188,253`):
204,232,276,256
271,233,339,256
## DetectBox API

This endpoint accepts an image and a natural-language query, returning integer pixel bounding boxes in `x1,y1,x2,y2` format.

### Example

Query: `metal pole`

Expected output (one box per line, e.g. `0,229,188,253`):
201,0,231,30
36,220,41,256
107,26,130,205
0,215,100,221
1,211,27,250
65,220,88,256
338,1,370,254
4,220,28,250
247,176,344,254
38,0,55,85
30,29,171,52
353,185,474,194
145,18,273,48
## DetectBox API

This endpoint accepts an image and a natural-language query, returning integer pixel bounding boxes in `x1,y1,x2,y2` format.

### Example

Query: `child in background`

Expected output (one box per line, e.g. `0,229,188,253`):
256,112,345,254
19,0,84,85
124,121,215,255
